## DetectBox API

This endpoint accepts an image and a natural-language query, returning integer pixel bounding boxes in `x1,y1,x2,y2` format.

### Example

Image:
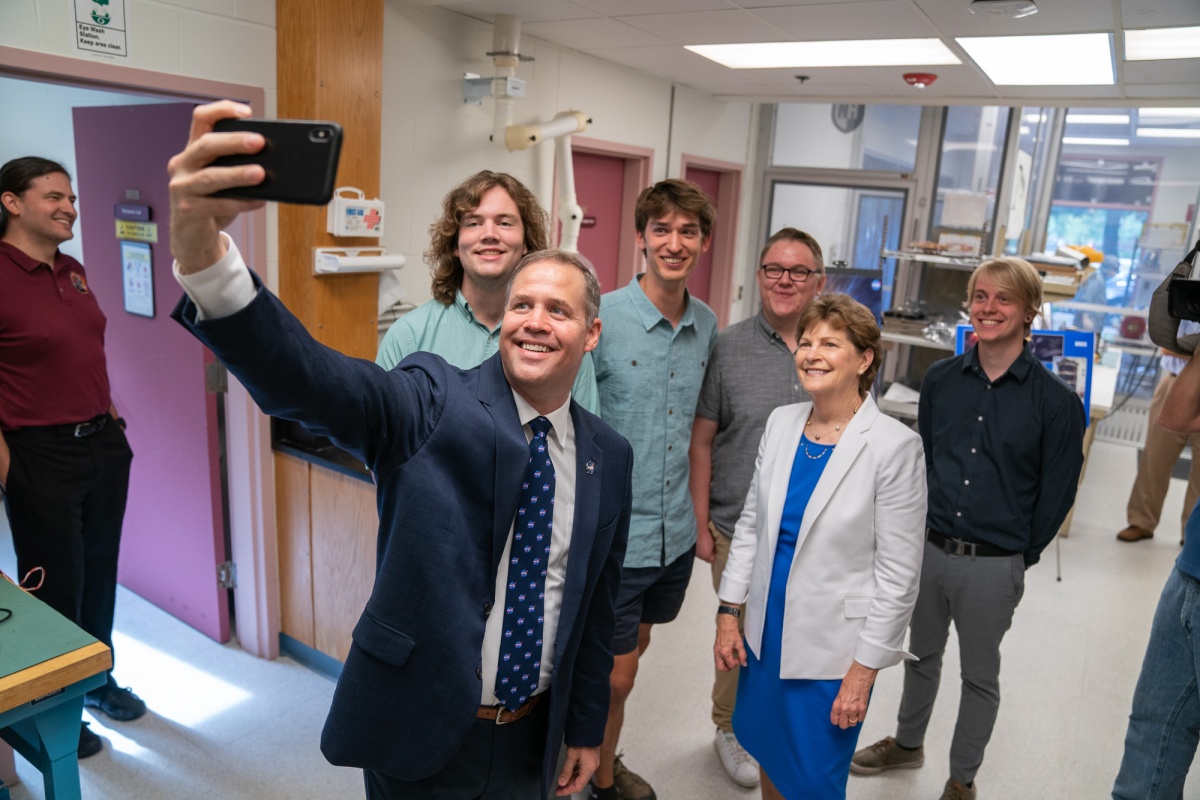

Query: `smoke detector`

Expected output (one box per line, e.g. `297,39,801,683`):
969,0,1038,18
903,73,938,88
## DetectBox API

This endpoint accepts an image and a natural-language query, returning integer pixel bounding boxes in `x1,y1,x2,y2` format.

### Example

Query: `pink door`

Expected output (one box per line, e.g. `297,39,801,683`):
72,102,231,642
684,166,721,305
572,151,625,292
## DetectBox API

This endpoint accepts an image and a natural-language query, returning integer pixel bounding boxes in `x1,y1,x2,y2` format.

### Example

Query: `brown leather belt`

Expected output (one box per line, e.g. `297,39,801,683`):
477,693,543,725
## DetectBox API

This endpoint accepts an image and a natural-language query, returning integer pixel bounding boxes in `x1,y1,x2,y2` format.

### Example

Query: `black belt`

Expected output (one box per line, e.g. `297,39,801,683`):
9,413,110,439
927,529,1018,558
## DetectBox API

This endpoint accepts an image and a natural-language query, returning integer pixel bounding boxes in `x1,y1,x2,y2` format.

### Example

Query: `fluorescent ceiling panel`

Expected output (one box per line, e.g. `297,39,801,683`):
1065,113,1130,125
1136,128,1200,138
1139,107,1200,118
685,39,961,69
957,33,1114,85
1062,136,1129,146
1125,26,1200,61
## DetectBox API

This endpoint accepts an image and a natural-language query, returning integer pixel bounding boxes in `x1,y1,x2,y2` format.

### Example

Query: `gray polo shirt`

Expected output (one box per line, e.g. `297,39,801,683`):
695,310,808,535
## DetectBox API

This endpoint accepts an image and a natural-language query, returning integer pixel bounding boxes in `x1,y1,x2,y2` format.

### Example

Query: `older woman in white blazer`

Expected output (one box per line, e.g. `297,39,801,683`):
714,294,927,800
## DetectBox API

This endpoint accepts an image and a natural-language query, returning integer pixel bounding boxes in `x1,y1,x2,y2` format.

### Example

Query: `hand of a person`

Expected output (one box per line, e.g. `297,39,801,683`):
714,612,747,671
168,100,268,273
830,660,878,730
557,746,599,796
0,435,9,493
695,523,715,563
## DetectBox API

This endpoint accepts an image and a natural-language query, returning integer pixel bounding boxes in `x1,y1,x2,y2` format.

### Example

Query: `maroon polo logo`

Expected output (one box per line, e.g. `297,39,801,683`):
69,271,90,294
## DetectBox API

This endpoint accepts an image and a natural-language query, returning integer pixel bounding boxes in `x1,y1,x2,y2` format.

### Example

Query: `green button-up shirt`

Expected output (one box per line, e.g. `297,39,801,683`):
594,275,717,568
377,291,598,413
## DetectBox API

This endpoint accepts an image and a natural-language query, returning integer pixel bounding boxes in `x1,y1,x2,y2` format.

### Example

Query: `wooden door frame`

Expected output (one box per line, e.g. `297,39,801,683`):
564,137,654,287
0,45,278,660
682,154,743,328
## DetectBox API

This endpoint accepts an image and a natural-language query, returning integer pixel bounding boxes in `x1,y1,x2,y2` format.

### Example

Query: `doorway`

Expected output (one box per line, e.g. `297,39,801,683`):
683,156,743,327
568,137,653,292
0,48,275,656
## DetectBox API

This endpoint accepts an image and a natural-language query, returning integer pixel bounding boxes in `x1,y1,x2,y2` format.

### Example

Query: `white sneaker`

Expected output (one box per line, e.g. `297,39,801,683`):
714,728,759,788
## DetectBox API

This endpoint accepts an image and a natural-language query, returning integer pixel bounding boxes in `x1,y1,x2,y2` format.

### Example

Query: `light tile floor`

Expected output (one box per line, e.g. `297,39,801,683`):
3,439,1198,799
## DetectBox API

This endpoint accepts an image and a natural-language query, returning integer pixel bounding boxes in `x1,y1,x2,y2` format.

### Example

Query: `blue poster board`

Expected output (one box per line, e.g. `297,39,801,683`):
955,326,1095,425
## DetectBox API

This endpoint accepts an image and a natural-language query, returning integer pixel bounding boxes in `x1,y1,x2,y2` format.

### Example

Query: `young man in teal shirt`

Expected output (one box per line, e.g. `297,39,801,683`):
589,179,719,800
377,170,597,411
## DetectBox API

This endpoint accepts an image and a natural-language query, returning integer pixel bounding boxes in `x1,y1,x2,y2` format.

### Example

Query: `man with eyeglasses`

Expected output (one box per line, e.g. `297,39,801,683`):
688,227,825,788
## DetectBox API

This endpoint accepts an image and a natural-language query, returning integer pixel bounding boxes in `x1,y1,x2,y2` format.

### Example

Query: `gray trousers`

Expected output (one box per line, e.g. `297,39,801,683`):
895,540,1026,785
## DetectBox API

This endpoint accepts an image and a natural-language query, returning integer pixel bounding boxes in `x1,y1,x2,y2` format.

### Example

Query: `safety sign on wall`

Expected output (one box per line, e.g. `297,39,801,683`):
75,0,128,58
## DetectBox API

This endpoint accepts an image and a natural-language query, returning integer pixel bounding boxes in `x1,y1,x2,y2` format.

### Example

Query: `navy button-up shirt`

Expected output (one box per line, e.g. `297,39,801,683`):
918,345,1085,566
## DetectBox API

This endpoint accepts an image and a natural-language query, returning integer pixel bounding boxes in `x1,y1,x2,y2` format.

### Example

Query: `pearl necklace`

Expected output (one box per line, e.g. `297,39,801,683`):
801,436,832,460
805,402,861,441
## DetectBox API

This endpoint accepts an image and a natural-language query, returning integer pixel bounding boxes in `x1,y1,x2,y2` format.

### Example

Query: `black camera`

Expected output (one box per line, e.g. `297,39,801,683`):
1169,278,1200,323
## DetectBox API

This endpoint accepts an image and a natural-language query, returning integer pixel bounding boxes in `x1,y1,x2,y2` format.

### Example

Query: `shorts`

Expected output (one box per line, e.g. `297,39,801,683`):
612,546,695,655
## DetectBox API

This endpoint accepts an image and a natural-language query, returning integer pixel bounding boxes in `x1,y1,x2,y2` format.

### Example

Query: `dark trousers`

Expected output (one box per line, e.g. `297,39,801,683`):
364,698,550,800
4,420,132,686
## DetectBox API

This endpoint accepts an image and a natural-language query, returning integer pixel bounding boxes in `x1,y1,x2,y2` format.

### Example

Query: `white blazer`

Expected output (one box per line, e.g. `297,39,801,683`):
718,395,927,680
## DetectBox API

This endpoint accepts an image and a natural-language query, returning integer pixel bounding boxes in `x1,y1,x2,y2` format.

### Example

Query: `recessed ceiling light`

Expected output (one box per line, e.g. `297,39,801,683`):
969,0,1038,18
1125,26,1200,61
1139,107,1200,119
1065,113,1130,125
957,33,1114,85
1136,128,1200,139
1062,136,1129,146
685,39,961,69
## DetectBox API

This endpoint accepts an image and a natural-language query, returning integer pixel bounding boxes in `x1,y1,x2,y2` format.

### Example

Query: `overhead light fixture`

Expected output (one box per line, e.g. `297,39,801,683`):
957,33,1114,85
903,72,938,88
1136,128,1200,139
1139,107,1200,119
1065,113,1130,125
685,39,961,69
969,0,1038,18
1125,26,1200,61
1062,136,1130,146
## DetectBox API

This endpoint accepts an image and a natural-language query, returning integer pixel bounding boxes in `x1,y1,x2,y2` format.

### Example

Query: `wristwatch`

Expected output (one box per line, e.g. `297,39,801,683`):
717,604,741,618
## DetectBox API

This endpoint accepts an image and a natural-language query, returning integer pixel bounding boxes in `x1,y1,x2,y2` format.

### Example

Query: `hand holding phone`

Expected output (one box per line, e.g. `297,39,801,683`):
210,118,343,205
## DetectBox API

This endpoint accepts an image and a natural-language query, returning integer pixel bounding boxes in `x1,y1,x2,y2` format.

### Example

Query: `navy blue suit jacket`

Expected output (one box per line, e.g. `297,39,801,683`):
174,281,632,794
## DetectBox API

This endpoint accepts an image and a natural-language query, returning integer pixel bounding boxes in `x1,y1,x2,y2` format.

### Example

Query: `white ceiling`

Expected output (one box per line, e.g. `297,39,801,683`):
422,0,1200,106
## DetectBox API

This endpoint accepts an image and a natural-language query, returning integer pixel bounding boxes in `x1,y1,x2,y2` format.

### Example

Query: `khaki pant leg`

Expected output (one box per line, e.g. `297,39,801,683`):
1128,372,1192,533
710,522,742,732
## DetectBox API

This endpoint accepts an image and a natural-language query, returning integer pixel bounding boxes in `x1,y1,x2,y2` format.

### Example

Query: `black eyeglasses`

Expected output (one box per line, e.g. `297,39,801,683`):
761,264,822,283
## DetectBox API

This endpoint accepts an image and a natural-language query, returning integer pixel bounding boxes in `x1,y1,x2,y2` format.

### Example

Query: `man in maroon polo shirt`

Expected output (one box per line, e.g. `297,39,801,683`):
0,157,146,758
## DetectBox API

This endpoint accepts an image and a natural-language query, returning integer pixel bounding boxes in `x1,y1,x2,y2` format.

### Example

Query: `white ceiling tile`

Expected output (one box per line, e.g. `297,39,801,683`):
911,0,1118,37
1124,59,1200,85
614,10,792,45
998,85,1123,99
580,44,723,70
573,0,738,15
521,17,667,49
753,2,940,40
437,0,600,23
1122,0,1200,29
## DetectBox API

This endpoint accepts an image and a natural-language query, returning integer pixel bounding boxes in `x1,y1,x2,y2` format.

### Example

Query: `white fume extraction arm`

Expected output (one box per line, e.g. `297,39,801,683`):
476,16,591,253
505,110,591,253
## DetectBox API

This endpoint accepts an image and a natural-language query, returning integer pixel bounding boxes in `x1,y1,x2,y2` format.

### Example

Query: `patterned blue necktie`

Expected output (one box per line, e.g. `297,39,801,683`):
496,416,556,710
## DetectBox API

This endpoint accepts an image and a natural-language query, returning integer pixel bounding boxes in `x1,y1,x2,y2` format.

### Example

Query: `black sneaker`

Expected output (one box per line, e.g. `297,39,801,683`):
78,722,103,759
84,685,147,722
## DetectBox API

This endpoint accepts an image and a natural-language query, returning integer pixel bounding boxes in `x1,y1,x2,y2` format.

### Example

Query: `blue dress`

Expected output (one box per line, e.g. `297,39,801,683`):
732,435,866,799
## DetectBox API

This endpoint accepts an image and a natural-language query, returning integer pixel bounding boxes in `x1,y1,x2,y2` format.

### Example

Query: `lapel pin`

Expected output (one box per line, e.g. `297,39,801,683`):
586,460,595,474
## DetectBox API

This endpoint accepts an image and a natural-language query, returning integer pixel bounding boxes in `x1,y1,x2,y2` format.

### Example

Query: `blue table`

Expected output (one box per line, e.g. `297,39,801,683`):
0,578,111,800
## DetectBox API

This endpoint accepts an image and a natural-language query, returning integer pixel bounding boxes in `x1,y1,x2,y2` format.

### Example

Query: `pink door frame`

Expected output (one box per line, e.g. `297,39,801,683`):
562,136,654,288
0,45,278,659
681,154,743,329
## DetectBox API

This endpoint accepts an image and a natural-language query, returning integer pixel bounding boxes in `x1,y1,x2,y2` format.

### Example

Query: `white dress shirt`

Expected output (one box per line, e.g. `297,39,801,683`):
173,236,575,705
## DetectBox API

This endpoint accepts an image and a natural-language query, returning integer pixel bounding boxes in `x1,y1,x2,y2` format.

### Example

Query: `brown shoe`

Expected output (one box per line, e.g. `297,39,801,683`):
1117,525,1153,542
940,779,977,799
612,754,656,800
850,736,924,775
